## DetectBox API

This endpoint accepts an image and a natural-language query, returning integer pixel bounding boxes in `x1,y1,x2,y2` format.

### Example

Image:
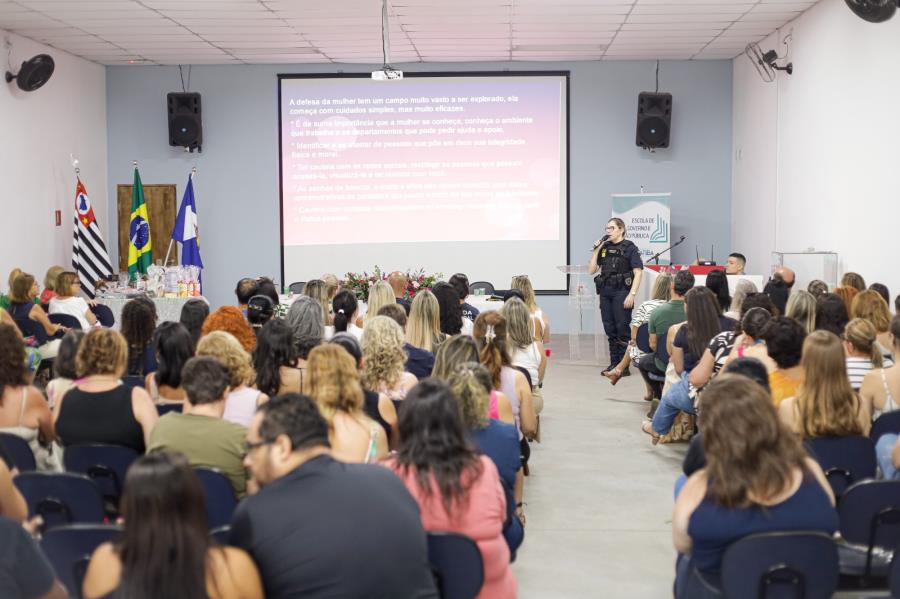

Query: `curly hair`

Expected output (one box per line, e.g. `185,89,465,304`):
196,331,255,388
308,344,365,424
433,282,463,336
76,328,128,378
447,362,492,429
121,298,157,375
201,306,256,353
0,324,27,398
361,316,408,391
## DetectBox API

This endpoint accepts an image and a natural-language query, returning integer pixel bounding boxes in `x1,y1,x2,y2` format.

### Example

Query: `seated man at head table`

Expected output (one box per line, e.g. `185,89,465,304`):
725,253,746,275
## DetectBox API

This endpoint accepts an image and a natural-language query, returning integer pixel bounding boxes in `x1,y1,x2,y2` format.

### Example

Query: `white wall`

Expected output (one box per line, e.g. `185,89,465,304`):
0,30,107,292
732,0,900,292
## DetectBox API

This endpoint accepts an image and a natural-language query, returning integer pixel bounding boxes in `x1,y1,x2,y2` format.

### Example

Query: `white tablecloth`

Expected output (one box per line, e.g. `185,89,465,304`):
98,296,197,329
636,269,765,307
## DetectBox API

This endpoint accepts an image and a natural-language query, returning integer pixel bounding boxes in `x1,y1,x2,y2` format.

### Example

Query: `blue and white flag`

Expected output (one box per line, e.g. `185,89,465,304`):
172,173,204,275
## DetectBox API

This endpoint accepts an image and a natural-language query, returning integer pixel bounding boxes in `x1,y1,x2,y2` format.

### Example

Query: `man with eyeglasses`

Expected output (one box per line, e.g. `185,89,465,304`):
231,394,439,599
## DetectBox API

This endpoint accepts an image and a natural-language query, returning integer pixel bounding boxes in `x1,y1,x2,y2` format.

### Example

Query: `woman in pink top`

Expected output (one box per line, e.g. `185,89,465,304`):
384,379,516,599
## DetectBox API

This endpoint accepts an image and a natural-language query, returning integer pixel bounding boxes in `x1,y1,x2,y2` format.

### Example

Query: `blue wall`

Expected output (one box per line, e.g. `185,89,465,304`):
106,60,732,331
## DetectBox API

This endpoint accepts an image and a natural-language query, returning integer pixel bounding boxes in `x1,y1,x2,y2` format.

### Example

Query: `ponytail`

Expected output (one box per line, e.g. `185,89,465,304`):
479,341,503,389
845,317,883,368
472,311,511,389
332,290,357,334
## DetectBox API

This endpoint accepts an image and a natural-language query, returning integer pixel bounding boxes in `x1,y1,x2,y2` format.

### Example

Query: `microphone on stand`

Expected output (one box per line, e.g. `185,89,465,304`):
590,234,611,251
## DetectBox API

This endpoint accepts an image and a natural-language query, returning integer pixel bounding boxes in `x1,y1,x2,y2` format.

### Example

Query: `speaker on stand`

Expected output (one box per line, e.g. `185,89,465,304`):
167,92,202,153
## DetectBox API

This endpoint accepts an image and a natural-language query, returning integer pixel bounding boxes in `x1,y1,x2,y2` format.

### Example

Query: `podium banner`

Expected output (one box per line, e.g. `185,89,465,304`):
611,193,671,265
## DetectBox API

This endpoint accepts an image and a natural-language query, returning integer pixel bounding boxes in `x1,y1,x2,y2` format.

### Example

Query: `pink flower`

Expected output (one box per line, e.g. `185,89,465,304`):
412,281,420,289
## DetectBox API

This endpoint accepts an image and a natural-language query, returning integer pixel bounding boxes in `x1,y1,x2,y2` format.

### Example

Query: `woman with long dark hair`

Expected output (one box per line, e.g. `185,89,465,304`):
252,319,301,397
121,298,157,376
180,298,210,347
82,450,263,599
704,269,731,313
145,322,194,403
815,292,850,337
384,380,516,599
432,282,464,336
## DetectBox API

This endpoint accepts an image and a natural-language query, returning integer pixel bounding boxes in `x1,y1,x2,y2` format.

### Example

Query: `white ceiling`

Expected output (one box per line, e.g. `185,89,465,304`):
0,0,813,65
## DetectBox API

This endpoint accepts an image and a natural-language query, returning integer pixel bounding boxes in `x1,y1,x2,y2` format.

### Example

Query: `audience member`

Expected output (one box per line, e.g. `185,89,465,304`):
255,277,286,318
0,458,27,521
704,270,731,313
201,306,256,353
307,344,388,462
833,286,859,316
302,279,333,327
378,303,434,378
762,266,794,315
869,282,891,308
179,298,210,347
844,318,891,391
433,281,466,336
815,292,850,337
503,297,547,415
147,357,249,496
433,334,515,425
320,273,340,299
448,362,523,554
385,379,517,599
0,324,57,469
144,322,193,403
406,289,446,353
121,298,158,376
361,316,416,401
449,273,480,321
234,277,259,315
48,271,97,329
332,289,363,341
785,289,817,334
328,332,398,445
364,281,395,326
778,330,870,436
672,374,836,596
510,274,550,343
852,289,893,354
54,328,157,453
246,295,275,332
285,295,324,374
724,307,774,370
231,394,439,599
6,273,63,358
0,513,67,598
39,265,65,304
724,252,746,275
196,331,265,428
724,278,757,320
807,279,829,298
841,271,866,292
387,271,411,314
45,329,85,409
760,317,806,407
253,319,302,397
860,315,900,421
637,270,693,399
82,451,263,599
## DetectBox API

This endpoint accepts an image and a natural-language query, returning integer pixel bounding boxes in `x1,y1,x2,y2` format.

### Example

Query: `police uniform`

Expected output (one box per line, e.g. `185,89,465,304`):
594,239,643,368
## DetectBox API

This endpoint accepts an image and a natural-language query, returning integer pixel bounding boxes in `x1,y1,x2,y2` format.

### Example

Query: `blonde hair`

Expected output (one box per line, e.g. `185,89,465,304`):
7,268,22,292
362,316,408,390
303,279,332,326
786,290,817,335
852,289,891,333
76,328,127,377
406,290,443,352
844,318,883,368
501,297,534,350
651,272,673,302
43,266,65,292
307,344,364,424
510,275,537,311
448,362,492,429
321,273,339,299
196,331,255,388
55,272,80,298
432,335,480,380
365,282,395,323
797,330,863,438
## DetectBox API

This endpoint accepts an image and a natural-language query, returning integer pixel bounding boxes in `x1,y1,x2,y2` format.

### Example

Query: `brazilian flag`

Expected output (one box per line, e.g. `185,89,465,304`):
127,167,152,279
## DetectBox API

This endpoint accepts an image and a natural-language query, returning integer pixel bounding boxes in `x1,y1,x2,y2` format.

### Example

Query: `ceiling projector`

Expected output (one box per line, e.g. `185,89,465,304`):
372,68,403,81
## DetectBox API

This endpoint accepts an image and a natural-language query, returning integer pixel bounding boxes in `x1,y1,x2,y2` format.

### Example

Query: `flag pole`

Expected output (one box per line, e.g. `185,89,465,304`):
162,167,197,267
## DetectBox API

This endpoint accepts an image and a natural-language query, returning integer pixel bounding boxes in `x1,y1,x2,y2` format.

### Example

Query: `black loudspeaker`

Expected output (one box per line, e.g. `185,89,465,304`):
636,92,672,150
167,92,202,152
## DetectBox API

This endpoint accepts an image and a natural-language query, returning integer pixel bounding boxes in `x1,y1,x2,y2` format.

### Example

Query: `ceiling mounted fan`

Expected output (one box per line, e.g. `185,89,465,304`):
744,42,793,83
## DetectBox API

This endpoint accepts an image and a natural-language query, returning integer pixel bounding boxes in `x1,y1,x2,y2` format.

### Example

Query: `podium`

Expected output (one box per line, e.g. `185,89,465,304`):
557,265,605,364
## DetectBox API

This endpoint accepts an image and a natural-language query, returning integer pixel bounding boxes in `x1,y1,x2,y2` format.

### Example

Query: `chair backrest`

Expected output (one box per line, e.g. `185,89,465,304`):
64,444,141,504
121,375,145,389
804,436,876,499
41,523,121,598
194,467,238,530
13,317,48,345
635,323,651,354
288,281,306,294
839,480,900,579
720,531,839,599
210,525,231,545
90,303,116,327
156,402,184,416
427,532,484,599
870,411,900,444
14,472,105,529
48,313,82,330
0,432,37,471
468,281,494,295
890,548,900,598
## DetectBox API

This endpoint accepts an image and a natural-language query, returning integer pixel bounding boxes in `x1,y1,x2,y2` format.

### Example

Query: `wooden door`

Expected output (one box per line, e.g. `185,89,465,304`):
117,184,178,272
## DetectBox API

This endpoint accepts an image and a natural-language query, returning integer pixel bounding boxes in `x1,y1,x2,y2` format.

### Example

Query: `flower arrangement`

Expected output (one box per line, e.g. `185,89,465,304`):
342,266,443,303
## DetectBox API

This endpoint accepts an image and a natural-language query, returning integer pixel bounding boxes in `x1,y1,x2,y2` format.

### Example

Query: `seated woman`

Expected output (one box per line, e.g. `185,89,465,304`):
785,290,817,335
724,307,775,370
121,298,158,376
39,265,65,305
807,279,829,298
201,306,256,353
510,275,550,343
833,286,859,319
433,282,467,336
761,317,806,407
307,344,388,463
82,451,263,599
852,289,893,358
54,328,158,453
196,331,265,428
815,292,850,337
362,316,417,401
6,273,64,359
779,330,870,437
46,330,86,409
144,322,194,404
842,271,866,292
245,295,275,334
301,279,334,339
723,279,757,321
861,314,900,423
0,324,58,470
329,332,398,447
406,290,446,353
704,270,731,314
48,271,97,330
448,363,523,556
384,379,517,599
179,298,210,347
363,281,395,328
332,289,364,341
672,374,837,597
433,334,515,425
283,295,324,394
844,318,891,391
253,319,301,397
502,297,547,416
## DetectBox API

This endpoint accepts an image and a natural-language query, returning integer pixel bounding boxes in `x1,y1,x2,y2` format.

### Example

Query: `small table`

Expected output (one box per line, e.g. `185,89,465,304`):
97,296,198,329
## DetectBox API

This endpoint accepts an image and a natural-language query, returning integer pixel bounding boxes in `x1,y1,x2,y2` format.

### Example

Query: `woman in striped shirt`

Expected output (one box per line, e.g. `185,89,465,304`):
844,318,892,391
